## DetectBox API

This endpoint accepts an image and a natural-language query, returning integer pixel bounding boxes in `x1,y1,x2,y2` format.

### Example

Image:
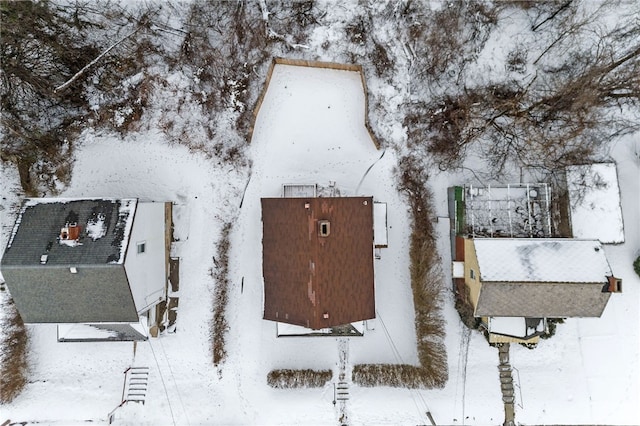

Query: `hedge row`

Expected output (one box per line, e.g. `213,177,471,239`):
353,156,448,389
211,222,232,367
0,295,28,403
267,369,333,388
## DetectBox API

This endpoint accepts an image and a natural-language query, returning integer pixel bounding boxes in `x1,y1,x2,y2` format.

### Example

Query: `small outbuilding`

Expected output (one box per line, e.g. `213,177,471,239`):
566,163,624,244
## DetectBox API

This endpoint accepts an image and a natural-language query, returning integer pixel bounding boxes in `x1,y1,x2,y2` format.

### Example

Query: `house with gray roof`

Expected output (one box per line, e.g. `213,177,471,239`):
1,198,171,341
456,237,621,344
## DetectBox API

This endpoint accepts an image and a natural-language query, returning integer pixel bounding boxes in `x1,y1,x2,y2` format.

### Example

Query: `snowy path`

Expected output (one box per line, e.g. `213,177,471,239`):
337,338,351,425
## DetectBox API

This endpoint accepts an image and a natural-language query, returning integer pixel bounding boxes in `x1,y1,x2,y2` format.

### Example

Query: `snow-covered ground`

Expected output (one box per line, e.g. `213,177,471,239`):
1,63,639,426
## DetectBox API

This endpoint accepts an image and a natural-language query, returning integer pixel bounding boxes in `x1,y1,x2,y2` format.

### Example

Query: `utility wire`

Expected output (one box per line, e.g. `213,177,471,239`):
159,337,191,426
148,339,177,426
376,310,433,422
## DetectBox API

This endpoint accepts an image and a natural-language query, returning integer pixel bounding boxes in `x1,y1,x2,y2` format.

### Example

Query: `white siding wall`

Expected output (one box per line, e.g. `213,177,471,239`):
124,202,166,314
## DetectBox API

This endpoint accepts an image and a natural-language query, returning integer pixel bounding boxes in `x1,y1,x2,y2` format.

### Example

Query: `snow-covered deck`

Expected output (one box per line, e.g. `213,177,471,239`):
276,321,366,337
488,317,545,339
373,201,388,248
462,183,552,238
282,183,317,198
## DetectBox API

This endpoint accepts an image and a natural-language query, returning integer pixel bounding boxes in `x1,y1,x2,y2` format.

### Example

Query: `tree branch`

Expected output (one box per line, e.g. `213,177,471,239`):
53,27,141,94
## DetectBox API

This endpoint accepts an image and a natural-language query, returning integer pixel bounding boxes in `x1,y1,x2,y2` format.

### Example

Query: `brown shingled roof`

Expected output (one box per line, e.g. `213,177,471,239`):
261,197,375,329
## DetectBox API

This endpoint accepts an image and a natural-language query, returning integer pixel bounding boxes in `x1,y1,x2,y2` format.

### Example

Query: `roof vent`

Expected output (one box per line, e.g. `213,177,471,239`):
40,254,48,265
318,220,330,237
323,312,329,319
70,267,78,274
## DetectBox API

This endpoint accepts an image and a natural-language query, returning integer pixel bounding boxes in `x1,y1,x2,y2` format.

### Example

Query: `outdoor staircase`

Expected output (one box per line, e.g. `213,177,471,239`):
337,338,351,425
108,366,150,424
497,344,515,426
336,380,349,401
123,366,149,404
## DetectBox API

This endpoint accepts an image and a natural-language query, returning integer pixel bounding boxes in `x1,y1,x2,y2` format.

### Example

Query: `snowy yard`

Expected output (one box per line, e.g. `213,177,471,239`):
1,4,639,423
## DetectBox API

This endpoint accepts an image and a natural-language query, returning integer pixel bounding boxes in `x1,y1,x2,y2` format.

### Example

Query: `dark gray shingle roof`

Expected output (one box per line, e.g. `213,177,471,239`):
2,265,138,323
1,198,139,323
2,198,136,266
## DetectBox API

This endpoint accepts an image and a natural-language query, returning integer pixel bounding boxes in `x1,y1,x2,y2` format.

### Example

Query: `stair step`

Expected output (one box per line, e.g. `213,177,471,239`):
500,377,513,384
121,366,149,406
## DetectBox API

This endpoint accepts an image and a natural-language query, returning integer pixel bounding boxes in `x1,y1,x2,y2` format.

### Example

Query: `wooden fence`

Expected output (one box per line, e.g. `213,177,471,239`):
249,57,380,150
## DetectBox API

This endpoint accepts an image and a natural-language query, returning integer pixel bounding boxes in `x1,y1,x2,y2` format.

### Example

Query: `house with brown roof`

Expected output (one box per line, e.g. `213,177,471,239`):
261,193,377,335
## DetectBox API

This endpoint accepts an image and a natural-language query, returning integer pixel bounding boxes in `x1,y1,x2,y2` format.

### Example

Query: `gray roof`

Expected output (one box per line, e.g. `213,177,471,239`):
1,198,139,323
476,281,611,318
2,265,138,323
2,198,137,266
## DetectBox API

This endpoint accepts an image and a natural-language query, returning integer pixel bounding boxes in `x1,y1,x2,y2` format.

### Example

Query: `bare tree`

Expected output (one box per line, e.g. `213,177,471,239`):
1,1,161,193
407,0,640,175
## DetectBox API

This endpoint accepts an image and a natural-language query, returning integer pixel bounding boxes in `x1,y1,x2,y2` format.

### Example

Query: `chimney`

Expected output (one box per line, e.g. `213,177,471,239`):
605,276,622,293
318,220,330,237
60,223,81,241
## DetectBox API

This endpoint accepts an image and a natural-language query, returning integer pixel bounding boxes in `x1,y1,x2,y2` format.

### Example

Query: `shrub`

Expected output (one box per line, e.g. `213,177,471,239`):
634,256,640,279
541,318,565,340
211,222,232,367
0,295,29,403
353,364,440,389
267,369,332,388
455,296,480,330
352,156,448,389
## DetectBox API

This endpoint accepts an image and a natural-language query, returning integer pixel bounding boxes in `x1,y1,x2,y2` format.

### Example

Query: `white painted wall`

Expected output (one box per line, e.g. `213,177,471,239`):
124,202,166,314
